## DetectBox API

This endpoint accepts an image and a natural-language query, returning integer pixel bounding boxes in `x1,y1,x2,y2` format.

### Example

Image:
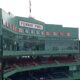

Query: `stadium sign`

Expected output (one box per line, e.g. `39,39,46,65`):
19,21,43,30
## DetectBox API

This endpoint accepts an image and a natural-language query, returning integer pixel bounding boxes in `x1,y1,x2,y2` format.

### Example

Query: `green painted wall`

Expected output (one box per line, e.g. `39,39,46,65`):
14,16,45,37
63,27,78,39
45,24,62,32
45,24,78,38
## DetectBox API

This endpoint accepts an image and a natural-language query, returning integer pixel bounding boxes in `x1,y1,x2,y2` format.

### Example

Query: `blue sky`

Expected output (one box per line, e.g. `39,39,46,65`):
0,0,80,38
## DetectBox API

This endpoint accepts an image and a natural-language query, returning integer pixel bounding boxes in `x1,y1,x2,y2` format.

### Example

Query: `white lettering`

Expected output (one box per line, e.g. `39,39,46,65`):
19,21,43,30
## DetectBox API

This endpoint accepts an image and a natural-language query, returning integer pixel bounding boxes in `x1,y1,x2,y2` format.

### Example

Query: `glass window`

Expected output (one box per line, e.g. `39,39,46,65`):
35,30,40,35
41,31,44,35
45,38,75,51
30,29,34,34
25,29,28,33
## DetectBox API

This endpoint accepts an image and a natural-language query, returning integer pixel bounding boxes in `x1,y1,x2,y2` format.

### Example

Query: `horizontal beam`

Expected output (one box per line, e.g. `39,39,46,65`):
3,50,79,56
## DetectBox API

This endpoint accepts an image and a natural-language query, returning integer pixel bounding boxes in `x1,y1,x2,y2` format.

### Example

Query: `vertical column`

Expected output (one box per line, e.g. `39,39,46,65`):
0,9,4,80
0,34,4,80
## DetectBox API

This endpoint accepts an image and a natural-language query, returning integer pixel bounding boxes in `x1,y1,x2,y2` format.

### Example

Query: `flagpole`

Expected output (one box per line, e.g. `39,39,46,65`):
29,0,31,17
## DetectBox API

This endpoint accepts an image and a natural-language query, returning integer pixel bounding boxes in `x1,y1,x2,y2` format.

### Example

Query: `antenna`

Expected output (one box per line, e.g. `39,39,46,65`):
29,0,31,17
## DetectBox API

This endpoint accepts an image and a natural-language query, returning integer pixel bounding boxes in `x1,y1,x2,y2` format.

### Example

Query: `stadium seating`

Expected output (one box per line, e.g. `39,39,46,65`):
1,56,78,73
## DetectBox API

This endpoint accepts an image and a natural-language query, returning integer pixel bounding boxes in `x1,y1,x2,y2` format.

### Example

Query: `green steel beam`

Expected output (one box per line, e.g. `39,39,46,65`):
3,50,79,56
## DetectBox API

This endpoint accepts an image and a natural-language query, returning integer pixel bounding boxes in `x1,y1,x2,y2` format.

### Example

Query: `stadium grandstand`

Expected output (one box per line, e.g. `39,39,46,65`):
0,8,80,80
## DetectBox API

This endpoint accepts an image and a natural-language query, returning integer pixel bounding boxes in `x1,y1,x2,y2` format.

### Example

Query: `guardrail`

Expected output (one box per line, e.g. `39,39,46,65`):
3,50,79,56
